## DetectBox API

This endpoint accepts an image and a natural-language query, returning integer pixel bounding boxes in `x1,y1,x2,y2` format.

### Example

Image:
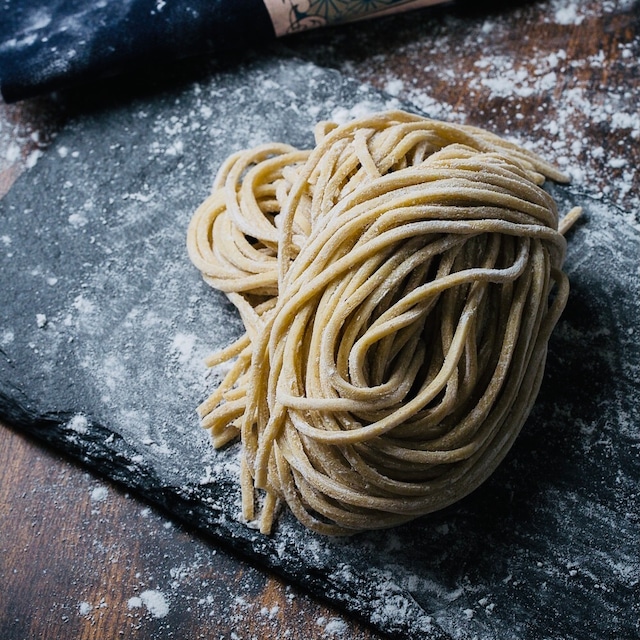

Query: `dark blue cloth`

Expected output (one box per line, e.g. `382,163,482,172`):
0,0,274,101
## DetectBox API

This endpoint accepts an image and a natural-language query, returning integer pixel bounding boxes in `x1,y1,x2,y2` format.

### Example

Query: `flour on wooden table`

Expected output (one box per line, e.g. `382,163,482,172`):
291,0,640,230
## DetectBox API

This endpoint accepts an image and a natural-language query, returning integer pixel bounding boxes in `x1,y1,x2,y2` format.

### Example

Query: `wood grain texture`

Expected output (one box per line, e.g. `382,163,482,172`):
0,427,381,639
1,1,637,638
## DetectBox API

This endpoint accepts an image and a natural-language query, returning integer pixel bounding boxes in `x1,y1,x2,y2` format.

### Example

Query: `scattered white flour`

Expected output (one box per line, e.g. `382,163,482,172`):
72,294,95,315
330,99,400,125
68,212,88,227
296,0,640,228
320,617,349,636
260,604,280,619
127,590,170,618
553,4,583,25
170,332,196,365
384,78,405,96
68,414,89,434
25,149,42,168
90,485,108,502
4,141,20,162
78,601,92,616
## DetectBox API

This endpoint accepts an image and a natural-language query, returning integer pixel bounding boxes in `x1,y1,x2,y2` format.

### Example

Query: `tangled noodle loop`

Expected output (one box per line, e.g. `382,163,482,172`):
187,110,580,535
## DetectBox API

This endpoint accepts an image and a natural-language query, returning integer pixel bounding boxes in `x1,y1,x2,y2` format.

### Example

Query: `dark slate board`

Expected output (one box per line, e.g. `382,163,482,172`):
1,55,638,640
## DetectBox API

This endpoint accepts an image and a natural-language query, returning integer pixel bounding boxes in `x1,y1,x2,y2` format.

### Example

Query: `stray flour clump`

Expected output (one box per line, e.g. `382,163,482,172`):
89,485,108,503
127,589,170,619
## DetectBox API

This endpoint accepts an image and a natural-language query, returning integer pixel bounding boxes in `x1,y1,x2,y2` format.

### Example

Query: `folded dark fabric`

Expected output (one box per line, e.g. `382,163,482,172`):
0,0,274,102
0,0,455,103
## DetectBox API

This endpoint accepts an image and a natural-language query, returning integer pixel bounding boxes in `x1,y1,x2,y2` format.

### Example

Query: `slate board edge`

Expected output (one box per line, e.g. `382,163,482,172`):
1,50,638,640
1,408,447,640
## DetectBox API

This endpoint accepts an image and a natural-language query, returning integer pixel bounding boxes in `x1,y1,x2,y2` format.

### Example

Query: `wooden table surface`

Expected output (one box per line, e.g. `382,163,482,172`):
1,1,638,638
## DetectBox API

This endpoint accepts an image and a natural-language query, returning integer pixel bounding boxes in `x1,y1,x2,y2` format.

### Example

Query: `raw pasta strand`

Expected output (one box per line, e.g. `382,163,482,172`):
186,109,579,535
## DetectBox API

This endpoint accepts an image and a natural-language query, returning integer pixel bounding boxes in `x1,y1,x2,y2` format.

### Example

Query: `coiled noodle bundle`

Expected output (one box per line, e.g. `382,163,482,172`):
187,110,579,535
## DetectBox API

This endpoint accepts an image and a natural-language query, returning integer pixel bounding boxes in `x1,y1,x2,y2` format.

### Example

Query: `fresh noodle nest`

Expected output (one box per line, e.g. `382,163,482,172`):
187,110,579,536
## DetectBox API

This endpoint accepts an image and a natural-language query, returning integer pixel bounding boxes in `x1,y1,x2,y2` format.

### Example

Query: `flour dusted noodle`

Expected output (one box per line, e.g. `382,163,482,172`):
187,110,580,535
